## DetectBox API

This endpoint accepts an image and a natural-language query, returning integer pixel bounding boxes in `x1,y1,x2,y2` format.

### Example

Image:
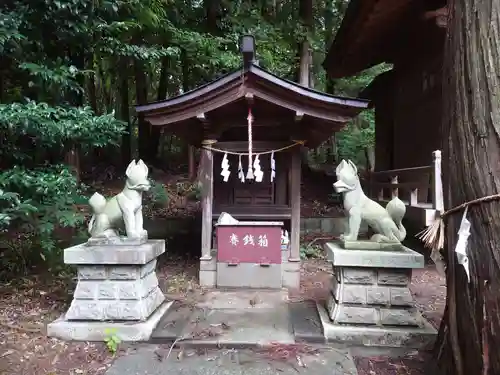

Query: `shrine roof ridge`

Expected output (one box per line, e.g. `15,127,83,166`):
135,63,369,114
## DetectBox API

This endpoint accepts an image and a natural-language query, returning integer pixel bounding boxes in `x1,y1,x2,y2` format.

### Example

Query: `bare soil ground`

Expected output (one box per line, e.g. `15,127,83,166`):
0,255,445,375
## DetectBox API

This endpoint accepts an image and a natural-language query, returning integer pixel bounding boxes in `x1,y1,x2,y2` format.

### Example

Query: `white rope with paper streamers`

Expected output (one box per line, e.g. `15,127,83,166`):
220,152,230,182
253,154,263,182
270,151,276,182
203,140,305,184
454,206,471,282
246,109,254,180
238,154,245,183
417,192,500,280
201,140,305,156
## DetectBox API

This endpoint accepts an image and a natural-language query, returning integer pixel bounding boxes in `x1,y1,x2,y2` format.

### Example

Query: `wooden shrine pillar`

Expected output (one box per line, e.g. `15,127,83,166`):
289,147,301,261
199,140,215,259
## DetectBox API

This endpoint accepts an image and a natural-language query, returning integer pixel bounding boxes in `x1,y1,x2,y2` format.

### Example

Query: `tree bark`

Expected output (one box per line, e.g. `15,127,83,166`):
134,58,152,163
298,0,313,165
204,0,220,34
119,57,131,165
297,0,313,87
437,2,500,375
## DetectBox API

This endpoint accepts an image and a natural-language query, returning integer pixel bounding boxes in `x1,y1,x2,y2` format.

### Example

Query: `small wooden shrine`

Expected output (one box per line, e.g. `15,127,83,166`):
136,37,368,290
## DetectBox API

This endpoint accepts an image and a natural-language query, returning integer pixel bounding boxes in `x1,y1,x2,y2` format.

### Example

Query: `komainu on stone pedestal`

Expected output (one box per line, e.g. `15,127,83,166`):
47,239,170,342
333,159,407,250
87,159,151,244
46,161,172,342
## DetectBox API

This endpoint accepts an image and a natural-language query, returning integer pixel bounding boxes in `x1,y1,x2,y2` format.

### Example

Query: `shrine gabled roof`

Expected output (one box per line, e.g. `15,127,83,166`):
135,64,368,126
323,0,428,78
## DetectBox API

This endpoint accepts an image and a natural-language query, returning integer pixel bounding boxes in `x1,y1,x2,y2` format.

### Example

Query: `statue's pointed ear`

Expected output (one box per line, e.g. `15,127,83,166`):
137,159,149,175
125,160,136,177
336,160,347,174
348,160,358,174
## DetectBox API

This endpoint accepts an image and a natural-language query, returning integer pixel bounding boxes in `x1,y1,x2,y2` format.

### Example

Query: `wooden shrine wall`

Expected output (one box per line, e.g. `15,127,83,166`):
372,26,444,172
213,151,290,211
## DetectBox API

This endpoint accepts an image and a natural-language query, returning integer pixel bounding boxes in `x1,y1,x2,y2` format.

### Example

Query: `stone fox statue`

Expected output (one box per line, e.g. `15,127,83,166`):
88,160,151,239
333,160,407,243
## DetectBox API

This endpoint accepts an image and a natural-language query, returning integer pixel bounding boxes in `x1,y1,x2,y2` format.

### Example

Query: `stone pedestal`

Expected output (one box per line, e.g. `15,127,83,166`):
317,241,437,349
48,239,173,342
282,244,300,289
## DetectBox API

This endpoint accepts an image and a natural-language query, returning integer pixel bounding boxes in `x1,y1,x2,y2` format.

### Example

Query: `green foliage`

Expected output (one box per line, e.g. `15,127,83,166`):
104,328,121,354
337,111,375,166
300,244,323,260
0,190,37,231
0,102,126,156
0,0,385,278
0,166,86,255
149,180,170,205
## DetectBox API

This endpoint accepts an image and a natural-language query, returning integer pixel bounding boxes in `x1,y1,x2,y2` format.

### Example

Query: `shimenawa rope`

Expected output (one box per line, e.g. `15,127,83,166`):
417,193,500,250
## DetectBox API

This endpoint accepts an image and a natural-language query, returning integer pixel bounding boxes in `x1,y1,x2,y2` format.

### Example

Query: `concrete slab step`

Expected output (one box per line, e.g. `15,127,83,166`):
177,305,295,347
151,290,324,347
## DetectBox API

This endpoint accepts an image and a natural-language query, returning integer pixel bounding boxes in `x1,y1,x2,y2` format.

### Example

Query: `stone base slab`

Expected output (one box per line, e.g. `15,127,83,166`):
199,248,301,290
325,241,424,269
317,303,437,349
216,262,283,289
342,239,403,251
65,239,165,265
47,301,174,342
86,234,148,246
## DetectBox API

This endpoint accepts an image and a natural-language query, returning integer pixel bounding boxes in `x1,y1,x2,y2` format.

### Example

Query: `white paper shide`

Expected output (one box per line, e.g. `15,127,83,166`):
454,207,471,282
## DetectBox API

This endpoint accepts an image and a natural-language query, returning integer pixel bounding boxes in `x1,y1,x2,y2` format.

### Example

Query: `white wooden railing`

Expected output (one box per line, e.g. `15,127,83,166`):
365,150,444,226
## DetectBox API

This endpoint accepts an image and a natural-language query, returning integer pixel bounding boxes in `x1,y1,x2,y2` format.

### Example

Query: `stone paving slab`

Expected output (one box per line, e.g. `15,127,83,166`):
151,290,323,347
288,301,324,343
155,304,295,347
196,289,289,310
150,301,194,342
105,345,358,375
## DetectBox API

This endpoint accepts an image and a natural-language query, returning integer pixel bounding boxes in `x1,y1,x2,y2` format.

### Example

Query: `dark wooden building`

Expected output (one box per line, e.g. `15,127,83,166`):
324,0,447,171
136,62,368,288
323,0,447,228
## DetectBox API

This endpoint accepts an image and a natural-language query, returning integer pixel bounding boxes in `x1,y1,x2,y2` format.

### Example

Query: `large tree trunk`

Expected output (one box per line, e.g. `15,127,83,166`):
119,57,132,165
298,0,313,165
134,59,152,163
298,0,313,87
437,2,500,375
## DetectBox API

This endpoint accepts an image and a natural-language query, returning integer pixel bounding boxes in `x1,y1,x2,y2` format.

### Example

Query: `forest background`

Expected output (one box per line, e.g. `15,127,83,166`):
0,0,387,277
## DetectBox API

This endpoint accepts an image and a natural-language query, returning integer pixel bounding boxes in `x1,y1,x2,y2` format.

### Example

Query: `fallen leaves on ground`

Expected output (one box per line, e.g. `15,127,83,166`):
0,258,202,375
0,253,445,375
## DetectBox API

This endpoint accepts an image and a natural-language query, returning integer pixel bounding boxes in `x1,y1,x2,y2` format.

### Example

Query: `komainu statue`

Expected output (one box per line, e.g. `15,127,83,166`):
333,159,406,249
87,159,151,242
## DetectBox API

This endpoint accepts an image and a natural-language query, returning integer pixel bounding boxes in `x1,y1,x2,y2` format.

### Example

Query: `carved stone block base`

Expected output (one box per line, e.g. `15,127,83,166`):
62,240,166,322
318,241,436,348
326,293,423,327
